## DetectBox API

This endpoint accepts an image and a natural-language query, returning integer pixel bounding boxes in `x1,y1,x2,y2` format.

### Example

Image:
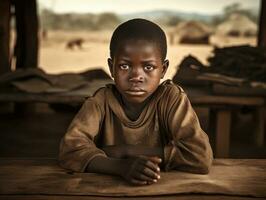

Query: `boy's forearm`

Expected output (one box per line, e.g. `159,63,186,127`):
86,156,122,176
103,145,163,159
127,145,163,158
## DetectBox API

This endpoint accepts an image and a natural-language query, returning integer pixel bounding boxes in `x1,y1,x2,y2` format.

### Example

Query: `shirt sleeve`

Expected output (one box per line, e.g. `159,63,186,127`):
161,87,213,174
58,98,107,172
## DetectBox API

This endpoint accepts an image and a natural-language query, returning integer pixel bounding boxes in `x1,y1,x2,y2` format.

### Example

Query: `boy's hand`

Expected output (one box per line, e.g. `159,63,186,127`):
120,155,161,185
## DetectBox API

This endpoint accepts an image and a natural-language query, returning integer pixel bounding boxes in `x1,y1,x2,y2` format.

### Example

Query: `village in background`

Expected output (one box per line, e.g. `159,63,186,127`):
33,2,258,80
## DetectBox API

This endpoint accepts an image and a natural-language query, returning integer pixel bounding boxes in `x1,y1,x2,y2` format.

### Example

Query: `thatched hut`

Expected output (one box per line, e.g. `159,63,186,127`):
216,13,257,37
174,21,213,44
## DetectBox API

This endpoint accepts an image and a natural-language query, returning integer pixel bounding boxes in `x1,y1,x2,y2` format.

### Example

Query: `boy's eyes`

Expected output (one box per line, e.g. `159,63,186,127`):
144,65,154,71
118,64,155,71
119,64,130,70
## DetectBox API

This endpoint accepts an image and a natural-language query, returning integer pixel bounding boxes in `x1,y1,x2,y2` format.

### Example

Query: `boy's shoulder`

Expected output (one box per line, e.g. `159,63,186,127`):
92,85,109,97
159,79,185,98
156,80,189,112
86,83,118,104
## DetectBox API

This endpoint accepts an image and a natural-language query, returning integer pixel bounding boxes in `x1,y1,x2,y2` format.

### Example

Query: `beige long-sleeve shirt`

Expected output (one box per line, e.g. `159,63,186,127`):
59,80,213,173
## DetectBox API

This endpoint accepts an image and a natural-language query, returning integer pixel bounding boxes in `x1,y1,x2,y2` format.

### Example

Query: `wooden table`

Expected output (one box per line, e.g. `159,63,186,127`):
0,158,265,200
189,95,265,158
0,90,264,158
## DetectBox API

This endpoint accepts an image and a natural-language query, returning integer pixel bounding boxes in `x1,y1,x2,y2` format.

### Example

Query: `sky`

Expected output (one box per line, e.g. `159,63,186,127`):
38,0,260,15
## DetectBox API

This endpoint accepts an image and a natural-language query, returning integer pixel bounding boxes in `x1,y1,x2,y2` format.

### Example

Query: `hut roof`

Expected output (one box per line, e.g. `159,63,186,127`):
175,20,213,39
216,13,258,36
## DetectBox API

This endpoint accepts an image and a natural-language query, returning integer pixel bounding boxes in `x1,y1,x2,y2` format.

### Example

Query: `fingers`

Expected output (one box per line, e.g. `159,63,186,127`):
123,156,162,186
140,159,160,174
133,171,157,183
141,166,160,180
136,160,161,182
130,179,148,185
128,163,160,185
148,156,162,164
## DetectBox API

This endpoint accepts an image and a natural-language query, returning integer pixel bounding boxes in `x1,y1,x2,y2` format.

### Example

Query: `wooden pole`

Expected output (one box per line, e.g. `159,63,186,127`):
13,0,39,69
258,0,266,46
0,0,11,74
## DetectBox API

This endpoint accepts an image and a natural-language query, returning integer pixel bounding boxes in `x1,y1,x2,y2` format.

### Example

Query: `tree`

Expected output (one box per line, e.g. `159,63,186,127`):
167,16,182,27
224,3,241,17
96,13,121,29
211,3,258,26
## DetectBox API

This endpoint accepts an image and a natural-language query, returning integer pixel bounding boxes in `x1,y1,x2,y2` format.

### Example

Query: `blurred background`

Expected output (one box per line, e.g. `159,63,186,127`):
0,0,265,160
37,0,260,78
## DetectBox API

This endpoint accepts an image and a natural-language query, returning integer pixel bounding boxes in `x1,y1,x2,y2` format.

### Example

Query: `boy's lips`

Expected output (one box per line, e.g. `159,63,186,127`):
125,88,146,96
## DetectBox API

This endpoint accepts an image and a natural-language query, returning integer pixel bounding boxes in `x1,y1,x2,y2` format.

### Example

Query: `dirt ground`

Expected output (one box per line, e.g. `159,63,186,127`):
38,30,257,79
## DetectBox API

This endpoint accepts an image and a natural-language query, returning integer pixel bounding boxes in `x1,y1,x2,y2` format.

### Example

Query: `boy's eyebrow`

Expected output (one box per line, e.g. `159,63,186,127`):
141,59,156,63
119,57,131,62
118,57,157,63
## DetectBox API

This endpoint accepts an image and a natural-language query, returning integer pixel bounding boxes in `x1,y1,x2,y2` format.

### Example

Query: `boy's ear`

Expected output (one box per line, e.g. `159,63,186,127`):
161,59,169,79
107,58,114,78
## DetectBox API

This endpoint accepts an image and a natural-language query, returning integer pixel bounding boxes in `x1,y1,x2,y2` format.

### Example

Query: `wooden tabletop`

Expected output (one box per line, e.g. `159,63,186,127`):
0,158,265,200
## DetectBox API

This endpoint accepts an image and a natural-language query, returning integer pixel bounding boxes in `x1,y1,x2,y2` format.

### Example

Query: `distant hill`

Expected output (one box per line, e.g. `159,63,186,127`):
120,10,216,23
39,7,258,30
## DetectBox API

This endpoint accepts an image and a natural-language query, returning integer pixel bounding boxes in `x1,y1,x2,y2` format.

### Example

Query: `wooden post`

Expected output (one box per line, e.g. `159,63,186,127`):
215,110,231,158
258,0,266,46
11,0,39,114
13,0,39,69
254,107,265,147
0,0,11,74
208,108,217,146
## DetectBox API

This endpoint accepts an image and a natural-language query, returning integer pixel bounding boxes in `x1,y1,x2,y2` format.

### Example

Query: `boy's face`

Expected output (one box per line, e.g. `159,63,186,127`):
108,39,169,105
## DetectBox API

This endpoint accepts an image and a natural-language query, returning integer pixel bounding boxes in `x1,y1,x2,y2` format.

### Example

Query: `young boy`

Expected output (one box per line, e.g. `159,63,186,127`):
59,18,213,185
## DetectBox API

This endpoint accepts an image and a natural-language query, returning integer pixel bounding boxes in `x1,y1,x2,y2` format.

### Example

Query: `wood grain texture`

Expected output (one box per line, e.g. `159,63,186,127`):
0,159,265,198
0,194,259,200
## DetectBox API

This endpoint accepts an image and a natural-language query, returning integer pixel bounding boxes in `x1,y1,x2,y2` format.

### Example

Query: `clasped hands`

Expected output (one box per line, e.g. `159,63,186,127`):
102,145,162,185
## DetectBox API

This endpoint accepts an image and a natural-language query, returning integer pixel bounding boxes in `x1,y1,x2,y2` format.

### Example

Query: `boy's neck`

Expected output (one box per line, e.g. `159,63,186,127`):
121,95,150,121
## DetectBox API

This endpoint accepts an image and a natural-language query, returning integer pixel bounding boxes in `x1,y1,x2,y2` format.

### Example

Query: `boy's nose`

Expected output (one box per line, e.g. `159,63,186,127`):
129,67,144,82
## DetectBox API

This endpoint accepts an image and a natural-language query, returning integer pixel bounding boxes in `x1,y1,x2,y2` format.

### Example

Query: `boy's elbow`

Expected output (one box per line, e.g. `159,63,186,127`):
188,149,213,174
58,154,81,172
197,162,211,174
186,159,212,174
198,151,213,174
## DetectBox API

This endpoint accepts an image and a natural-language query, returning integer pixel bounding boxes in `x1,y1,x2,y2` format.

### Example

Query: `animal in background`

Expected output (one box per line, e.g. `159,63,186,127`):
66,38,84,50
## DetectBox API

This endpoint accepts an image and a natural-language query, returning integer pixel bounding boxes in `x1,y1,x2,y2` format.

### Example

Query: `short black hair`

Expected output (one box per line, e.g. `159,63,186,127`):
109,18,167,61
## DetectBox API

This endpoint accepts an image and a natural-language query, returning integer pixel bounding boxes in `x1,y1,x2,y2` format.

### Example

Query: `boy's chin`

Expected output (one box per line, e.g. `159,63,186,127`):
124,95,149,105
